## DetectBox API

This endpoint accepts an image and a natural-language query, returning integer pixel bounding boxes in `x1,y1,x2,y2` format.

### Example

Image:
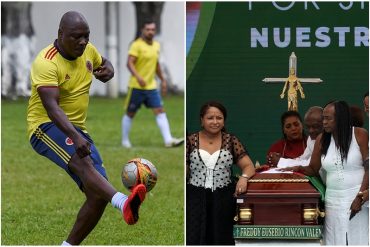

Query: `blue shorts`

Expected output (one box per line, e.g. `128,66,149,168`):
30,122,108,190
125,87,163,113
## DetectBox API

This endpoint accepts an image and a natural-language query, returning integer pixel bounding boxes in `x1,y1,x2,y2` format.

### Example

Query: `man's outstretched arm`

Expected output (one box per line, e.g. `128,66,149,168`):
38,86,91,158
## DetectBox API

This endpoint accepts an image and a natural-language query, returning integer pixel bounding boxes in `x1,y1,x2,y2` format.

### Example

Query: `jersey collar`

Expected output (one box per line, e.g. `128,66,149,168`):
54,39,77,61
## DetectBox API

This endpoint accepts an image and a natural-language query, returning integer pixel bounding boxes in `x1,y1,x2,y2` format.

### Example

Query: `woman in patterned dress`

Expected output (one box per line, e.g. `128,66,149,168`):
186,101,255,245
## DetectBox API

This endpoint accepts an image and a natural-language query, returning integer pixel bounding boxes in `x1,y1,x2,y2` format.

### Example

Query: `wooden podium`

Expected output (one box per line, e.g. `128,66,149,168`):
234,173,323,241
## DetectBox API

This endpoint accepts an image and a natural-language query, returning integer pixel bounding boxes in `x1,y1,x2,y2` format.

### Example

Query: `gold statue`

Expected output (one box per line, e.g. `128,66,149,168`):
280,68,305,111
263,52,322,112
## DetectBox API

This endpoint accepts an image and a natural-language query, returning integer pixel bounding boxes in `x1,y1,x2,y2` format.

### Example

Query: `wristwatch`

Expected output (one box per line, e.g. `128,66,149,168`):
240,174,250,180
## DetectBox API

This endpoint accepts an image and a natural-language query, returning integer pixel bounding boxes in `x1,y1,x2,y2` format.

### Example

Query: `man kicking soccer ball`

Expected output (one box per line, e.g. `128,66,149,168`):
27,11,146,245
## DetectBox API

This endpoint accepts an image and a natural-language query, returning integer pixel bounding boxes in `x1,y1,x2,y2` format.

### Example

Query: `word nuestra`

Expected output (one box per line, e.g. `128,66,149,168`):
250,26,368,48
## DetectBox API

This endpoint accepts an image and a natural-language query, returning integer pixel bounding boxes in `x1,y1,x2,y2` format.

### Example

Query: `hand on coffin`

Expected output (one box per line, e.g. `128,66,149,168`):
266,152,281,167
234,177,248,196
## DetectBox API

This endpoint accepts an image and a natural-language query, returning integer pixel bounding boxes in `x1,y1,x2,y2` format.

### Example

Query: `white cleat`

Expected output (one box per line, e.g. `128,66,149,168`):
165,137,184,148
122,140,132,148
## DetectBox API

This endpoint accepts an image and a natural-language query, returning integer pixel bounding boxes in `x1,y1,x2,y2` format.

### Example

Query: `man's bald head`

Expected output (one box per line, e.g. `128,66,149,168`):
304,106,323,121
304,106,323,140
57,11,90,59
59,11,89,30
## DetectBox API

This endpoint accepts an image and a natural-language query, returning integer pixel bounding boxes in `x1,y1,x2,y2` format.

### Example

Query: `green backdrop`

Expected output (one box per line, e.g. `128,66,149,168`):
186,2,369,163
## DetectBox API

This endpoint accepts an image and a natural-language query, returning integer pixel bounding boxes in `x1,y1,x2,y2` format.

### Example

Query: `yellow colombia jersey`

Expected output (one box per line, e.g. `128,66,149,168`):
27,42,102,139
128,38,160,90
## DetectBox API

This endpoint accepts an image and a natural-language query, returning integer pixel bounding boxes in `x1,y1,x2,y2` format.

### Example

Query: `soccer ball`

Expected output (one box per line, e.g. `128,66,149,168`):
121,158,158,192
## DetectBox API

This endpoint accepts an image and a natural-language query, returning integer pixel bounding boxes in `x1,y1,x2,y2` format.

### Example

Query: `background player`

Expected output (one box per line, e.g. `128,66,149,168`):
121,19,183,148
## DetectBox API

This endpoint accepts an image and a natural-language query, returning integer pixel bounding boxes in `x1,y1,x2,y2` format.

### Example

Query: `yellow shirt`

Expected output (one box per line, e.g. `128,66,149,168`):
27,42,102,139
128,38,160,90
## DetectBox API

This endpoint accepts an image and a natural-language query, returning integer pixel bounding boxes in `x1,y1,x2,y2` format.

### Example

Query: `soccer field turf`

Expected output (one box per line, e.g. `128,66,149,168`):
1,96,184,245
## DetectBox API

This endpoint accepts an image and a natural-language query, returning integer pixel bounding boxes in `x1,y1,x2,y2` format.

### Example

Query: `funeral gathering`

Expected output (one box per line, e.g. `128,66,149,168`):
186,1,369,246
1,1,369,246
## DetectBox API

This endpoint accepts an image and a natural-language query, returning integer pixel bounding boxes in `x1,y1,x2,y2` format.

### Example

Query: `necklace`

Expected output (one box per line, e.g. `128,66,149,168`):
206,135,215,144
201,131,220,145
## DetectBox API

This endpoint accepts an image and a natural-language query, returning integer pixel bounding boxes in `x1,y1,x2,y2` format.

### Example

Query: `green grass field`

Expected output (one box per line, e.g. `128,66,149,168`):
1,95,184,245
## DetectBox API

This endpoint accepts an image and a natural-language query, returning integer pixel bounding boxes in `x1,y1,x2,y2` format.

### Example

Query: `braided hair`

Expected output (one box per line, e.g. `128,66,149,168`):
321,100,353,161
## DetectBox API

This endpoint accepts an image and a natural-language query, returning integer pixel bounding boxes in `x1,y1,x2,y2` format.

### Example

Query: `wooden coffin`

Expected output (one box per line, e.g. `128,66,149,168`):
234,173,323,240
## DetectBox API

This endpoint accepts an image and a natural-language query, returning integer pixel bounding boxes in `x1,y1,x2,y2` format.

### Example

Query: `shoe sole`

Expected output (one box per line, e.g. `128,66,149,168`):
165,140,184,148
123,184,146,225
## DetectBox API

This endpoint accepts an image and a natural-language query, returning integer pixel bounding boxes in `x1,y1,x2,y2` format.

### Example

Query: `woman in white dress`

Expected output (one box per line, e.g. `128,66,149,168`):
282,100,368,245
